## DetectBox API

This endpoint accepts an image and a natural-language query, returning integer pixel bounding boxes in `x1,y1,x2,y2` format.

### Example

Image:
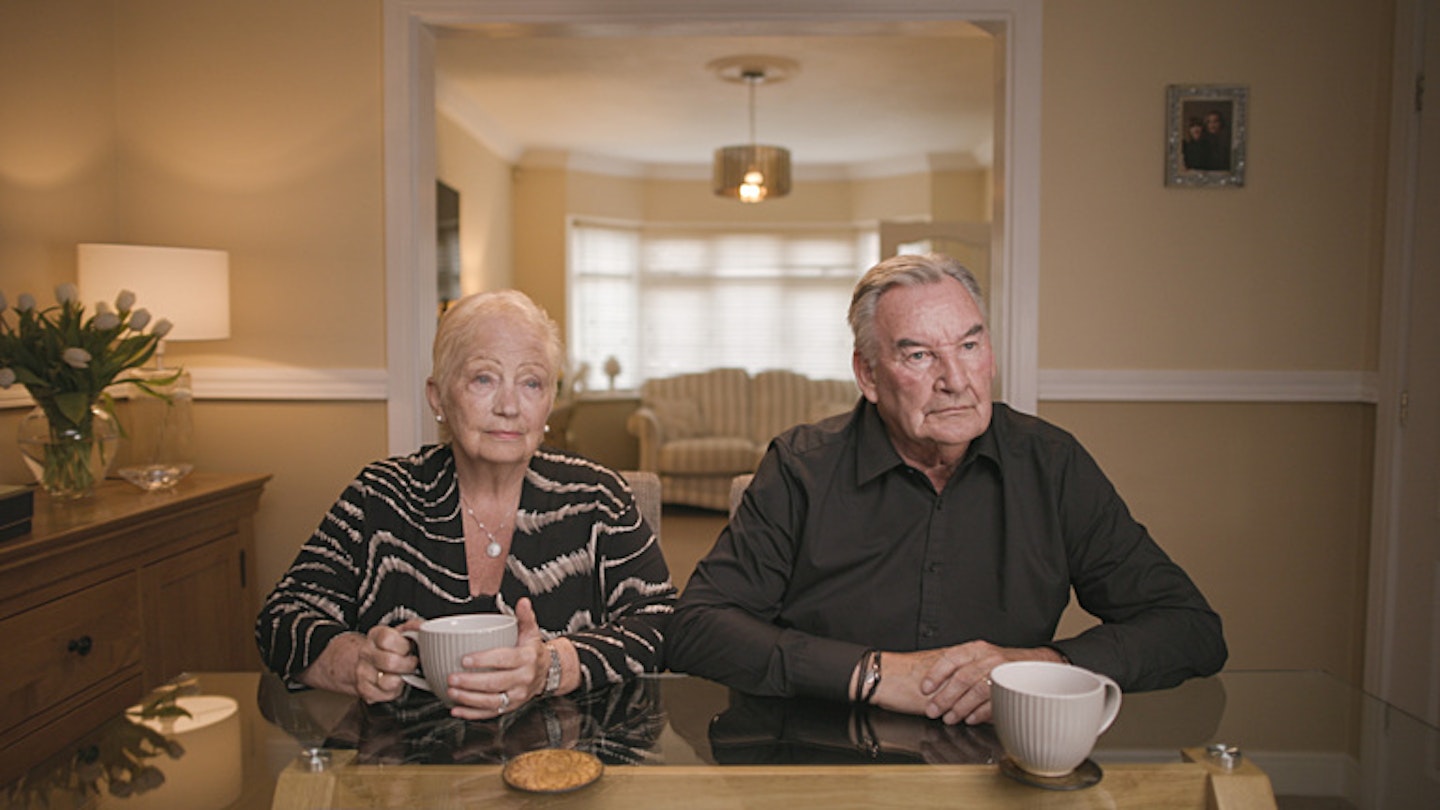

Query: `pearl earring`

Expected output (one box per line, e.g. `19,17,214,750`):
435,413,444,423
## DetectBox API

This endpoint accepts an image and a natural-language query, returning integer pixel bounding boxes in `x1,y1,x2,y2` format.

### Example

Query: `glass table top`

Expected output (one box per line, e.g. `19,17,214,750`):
2,669,1436,809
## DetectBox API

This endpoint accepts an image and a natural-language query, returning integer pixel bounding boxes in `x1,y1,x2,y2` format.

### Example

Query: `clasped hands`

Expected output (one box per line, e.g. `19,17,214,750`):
865,640,1066,726
350,598,557,721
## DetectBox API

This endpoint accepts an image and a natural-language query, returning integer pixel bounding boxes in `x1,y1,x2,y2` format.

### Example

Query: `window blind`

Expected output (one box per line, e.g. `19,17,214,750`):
568,220,877,389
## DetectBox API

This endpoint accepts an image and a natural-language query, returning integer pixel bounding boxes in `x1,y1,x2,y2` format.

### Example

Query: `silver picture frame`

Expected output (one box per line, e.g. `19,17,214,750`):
1166,84,1247,188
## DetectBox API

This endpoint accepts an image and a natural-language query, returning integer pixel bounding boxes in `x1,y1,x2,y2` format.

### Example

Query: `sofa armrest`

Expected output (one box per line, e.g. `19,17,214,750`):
626,407,663,472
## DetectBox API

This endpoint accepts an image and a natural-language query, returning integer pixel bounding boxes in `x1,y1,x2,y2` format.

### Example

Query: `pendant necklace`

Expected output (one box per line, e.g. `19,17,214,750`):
459,493,507,559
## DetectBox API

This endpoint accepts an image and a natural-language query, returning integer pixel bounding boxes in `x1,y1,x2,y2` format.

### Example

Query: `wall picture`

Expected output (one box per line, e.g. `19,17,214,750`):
1166,84,1248,188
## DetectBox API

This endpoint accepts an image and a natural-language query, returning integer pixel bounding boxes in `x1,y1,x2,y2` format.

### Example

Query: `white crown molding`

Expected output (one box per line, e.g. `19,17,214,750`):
508,148,984,182
1038,369,1380,404
190,367,390,400
436,74,523,162
0,367,389,408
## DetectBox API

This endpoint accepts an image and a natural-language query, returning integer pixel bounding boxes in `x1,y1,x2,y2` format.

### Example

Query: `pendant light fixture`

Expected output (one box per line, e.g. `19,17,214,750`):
710,56,797,203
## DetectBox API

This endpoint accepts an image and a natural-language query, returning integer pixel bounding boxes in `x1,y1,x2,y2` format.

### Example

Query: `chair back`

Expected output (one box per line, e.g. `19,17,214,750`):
619,470,662,540
729,473,754,518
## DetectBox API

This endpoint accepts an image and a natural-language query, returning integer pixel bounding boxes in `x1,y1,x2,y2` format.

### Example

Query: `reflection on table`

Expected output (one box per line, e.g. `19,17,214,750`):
1,670,1436,809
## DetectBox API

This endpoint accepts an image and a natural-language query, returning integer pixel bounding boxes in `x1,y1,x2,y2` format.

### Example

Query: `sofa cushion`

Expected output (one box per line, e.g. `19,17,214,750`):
752,369,858,445
641,367,751,439
657,437,759,475
649,396,707,439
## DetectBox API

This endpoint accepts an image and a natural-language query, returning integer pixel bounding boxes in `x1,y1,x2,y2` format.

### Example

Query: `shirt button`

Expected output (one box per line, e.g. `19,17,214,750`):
927,563,940,574
921,626,936,638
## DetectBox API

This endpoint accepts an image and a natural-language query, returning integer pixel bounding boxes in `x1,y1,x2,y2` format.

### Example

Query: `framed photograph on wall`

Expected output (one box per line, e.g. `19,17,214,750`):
1166,84,1247,188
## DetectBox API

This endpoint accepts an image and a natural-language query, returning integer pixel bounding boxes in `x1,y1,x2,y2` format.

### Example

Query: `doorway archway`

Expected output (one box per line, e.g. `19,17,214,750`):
381,0,1042,454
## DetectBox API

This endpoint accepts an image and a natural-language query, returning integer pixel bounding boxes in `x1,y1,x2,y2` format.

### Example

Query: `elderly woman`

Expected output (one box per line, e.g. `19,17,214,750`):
257,290,676,720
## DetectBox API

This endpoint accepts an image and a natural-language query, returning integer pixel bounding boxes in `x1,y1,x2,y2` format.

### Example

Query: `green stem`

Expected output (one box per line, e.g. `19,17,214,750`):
34,399,108,497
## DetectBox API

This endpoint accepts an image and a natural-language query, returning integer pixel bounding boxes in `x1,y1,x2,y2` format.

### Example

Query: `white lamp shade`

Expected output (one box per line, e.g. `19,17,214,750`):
77,243,231,341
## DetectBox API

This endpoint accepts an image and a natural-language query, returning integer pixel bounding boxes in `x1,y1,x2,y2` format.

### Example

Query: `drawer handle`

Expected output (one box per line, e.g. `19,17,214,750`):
67,635,94,656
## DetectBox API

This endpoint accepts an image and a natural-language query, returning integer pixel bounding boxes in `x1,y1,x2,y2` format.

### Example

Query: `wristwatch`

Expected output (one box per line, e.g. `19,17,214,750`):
541,643,562,697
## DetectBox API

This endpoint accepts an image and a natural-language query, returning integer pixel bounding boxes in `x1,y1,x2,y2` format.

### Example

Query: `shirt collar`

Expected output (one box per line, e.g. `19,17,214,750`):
854,400,1003,485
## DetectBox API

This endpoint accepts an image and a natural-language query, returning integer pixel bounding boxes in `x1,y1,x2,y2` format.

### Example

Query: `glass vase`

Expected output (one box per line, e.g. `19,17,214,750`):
16,402,121,500
112,368,196,491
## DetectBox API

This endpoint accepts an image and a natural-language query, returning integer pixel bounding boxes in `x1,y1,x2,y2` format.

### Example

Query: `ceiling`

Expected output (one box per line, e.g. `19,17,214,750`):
433,23,997,180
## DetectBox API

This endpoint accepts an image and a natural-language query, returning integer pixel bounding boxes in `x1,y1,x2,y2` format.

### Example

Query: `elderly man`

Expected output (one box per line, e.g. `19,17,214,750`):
667,253,1226,725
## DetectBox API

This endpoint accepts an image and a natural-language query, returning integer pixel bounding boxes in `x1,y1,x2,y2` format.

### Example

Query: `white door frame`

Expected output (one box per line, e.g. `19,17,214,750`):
381,0,1044,455
1366,0,1437,719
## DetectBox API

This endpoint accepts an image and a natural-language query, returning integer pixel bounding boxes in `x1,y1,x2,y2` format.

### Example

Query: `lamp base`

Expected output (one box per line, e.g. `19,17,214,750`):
112,368,196,492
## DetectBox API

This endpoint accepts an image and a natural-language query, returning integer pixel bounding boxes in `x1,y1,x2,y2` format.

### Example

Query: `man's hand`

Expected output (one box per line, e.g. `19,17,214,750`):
869,641,1065,725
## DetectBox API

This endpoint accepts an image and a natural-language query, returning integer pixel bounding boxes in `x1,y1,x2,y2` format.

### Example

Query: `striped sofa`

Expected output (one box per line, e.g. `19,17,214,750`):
626,368,858,511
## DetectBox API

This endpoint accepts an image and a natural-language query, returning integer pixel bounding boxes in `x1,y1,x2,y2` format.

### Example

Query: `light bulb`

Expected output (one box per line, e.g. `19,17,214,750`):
739,170,767,203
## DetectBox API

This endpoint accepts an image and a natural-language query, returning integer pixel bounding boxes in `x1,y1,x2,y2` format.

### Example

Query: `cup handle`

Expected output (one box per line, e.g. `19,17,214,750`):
1096,674,1123,735
398,629,429,692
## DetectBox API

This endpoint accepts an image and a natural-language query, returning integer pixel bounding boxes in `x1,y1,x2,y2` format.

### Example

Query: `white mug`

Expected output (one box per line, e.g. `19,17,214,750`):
990,661,1122,777
400,614,518,703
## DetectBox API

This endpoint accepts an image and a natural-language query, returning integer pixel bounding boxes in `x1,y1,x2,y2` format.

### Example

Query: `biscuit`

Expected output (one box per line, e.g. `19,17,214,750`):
502,748,604,793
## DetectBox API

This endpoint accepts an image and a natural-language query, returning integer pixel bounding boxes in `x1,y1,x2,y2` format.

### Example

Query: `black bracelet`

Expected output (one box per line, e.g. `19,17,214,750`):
863,651,883,705
853,649,877,703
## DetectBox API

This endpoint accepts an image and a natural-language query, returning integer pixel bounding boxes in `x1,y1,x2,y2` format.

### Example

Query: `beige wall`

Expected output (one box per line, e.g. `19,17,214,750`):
437,112,514,294
0,3,120,302
1038,0,1390,685
1041,0,1390,372
0,0,1396,684
0,0,388,594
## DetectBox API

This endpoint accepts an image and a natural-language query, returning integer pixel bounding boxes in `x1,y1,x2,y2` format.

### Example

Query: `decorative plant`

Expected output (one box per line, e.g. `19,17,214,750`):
0,284,177,495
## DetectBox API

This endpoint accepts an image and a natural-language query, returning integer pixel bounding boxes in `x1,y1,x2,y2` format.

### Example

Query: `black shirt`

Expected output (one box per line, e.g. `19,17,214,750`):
668,401,1226,700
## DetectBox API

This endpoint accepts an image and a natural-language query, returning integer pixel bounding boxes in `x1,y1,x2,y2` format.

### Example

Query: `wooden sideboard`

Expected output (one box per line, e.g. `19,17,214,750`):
0,473,268,785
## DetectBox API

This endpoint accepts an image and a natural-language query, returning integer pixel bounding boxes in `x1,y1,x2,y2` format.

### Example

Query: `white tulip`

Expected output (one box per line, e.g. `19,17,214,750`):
151,318,173,338
55,283,79,304
94,300,112,316
62,347,92,369
128,308,151,331
0,368,15,388
116,289,137,311
17,293,36,312
94,311,121,330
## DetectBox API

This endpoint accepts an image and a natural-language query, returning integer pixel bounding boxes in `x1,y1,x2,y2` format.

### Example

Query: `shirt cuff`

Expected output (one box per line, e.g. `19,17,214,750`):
780,630,870,702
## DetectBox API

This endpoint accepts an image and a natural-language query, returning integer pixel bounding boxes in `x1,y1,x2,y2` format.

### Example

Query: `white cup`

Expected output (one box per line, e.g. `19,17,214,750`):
990,661,1122,777
400,614,518,703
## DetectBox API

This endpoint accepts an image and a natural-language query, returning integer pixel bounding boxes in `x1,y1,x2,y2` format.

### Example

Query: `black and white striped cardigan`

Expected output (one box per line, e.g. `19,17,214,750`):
256,444,677,691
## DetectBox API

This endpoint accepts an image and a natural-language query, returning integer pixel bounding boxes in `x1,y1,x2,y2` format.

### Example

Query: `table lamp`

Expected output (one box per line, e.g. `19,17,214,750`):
77,243,231,491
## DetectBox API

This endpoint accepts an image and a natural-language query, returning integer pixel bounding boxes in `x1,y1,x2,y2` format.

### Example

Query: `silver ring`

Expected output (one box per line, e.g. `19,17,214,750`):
498,691,510,713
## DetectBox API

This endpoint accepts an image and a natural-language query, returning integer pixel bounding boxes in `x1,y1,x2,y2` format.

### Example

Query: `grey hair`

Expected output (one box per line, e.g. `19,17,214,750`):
847,252,987,365
430,290,563,440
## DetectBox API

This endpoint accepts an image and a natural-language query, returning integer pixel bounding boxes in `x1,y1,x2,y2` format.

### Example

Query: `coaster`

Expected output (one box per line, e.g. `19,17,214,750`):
502,748,604,793
999,756,1103,790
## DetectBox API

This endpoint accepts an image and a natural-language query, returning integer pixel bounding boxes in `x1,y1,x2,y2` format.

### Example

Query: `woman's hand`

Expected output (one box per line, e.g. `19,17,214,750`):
297,619,421,703
444,598,568,721
363,620,423,703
